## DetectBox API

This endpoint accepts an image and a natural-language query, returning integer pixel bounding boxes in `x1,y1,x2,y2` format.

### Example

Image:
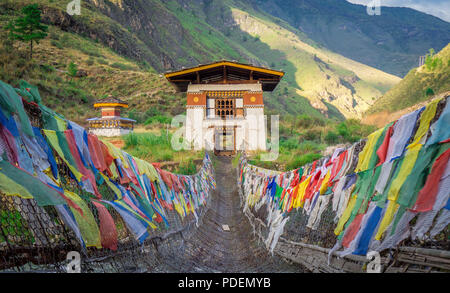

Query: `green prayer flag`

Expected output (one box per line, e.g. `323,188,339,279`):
0,159,67,206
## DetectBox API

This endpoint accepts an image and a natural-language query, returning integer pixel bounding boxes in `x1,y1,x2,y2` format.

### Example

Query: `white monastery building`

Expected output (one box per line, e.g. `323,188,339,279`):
165,61,284,155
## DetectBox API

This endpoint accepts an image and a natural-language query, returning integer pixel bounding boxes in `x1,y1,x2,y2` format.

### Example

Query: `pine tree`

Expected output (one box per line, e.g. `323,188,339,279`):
7,4,48,59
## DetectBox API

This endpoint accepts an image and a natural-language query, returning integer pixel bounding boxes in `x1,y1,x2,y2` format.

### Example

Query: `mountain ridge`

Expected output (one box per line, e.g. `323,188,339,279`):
249,0,450,77
1,0,448,120
364,44,450,126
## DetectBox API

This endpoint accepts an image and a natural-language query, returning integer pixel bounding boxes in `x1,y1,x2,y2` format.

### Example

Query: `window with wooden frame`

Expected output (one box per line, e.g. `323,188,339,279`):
215,98,235,119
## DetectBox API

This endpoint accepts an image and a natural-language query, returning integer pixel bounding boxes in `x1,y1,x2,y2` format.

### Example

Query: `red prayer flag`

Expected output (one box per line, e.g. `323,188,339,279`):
92,200,118,251
411,148,450,212
342,213,365,248
376,123,395,167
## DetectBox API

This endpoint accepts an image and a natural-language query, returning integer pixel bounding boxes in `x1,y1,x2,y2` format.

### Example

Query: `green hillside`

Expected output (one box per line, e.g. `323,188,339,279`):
367,44,450,116
157,0,401,118
2,0,446,171
221,3,400,118
0,20,182,126
0,0,408,120
250,0,450,77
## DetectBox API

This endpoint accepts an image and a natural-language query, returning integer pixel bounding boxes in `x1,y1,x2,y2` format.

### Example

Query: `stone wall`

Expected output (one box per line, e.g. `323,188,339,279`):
239,181,450,273
89,128,133,137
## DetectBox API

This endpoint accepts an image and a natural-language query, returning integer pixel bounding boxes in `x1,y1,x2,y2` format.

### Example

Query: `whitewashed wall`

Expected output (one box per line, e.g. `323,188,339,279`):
89,128,133,137
185,84,267,152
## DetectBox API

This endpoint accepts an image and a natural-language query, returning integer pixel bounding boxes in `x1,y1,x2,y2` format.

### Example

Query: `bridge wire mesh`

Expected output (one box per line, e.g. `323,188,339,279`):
0,101,213,272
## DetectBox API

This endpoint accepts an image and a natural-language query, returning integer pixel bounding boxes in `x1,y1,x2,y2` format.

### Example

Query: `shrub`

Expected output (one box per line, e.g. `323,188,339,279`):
80,46,102,58
303,129,321,141
60,34,70,44
296,115,325,128
325,131,339,144
280,137,299,150
425,48,443,71
67,62,78,79
53,75,63,83
177,160,197,175
161,151,173,161
145,107,161,117
285,153,322,170
297,140,322,153
49,32,59,40
40,64,55,73
127,109,144,123
337,122,350,139
138,60,151,71
144,115,172,125
297,114,313,128
279,124,292,137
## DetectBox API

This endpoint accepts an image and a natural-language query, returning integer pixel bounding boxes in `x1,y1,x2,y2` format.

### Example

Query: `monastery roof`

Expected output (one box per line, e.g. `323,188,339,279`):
86,117,136,122
93,97,128,108
164,60,284,92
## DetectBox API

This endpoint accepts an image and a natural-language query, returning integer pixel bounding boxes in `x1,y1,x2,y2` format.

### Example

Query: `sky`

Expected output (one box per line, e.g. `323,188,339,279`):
346,0,450,22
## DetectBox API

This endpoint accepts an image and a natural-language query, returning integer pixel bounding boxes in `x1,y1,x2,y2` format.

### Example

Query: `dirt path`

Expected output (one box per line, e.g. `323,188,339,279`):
153,156,304,273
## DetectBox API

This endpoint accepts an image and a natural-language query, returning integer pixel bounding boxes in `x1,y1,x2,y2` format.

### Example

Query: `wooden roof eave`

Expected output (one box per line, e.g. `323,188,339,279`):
165,61,284,79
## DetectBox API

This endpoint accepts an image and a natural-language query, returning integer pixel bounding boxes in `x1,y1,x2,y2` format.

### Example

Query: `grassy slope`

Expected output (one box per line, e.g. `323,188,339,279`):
160,0,401,119
0,20,181,126
117,131,205,174
248,117,376,171
226,4,400,119
252,0,450,78
0,0,392,171
0,0,324,120
366,44,450,123
162,0,326,119
5,0,403,120
0,23,204,172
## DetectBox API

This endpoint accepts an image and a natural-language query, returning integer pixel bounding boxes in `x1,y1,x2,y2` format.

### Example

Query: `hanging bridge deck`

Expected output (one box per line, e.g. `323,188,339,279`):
1,155,447,273
149,156,304,273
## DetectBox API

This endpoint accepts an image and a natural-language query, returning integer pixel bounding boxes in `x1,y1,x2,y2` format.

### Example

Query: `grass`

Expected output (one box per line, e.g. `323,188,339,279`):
0,20,180,126
120,109,375,173
164,0,244,63
110,62,137,71
0,0,402,122
0,0,406,174
226,5,400,119
368,44,450,116
247,117,376,171
121,130,204,174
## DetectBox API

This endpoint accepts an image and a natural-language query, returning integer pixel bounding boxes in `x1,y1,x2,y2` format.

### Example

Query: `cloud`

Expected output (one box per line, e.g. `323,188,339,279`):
346,0,450,22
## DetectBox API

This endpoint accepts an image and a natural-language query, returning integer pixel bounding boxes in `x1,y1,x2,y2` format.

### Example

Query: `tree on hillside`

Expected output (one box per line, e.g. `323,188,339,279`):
425,87,435,97
67,62,78,81
425,48,443,71
7,4,48,60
